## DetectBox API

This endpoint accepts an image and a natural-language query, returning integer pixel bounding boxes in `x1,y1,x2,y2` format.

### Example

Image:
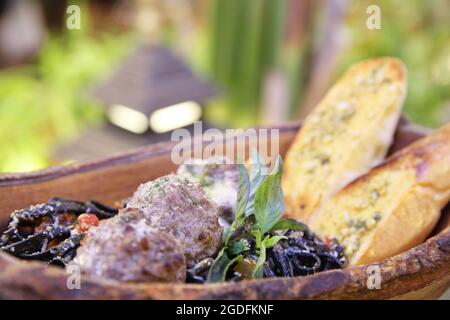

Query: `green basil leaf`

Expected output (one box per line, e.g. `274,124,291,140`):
245,150,267,217
251,229,263,249
251,241,266,279
207,249,243,283
254,156,285,234
271,218,309,232
235,162,250,220
223,162,250,246
250,148,268,177
223,227,234,247
263,235,287,249
207,248,227,283
228,239,250,255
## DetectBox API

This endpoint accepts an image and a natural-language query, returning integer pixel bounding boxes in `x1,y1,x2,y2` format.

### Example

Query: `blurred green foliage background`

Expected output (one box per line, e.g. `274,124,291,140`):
340,0,450,127
0,33,129,171
0,0,449,173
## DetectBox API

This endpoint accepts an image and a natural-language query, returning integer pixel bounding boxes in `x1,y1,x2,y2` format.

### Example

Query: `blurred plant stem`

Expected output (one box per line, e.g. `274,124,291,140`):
205,0,288,127
193,0,449,129
199,0,344,127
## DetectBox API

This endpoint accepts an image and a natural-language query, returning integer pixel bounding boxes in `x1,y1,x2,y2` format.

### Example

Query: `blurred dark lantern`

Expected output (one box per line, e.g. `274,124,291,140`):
55,44,218,162
92,45,218,134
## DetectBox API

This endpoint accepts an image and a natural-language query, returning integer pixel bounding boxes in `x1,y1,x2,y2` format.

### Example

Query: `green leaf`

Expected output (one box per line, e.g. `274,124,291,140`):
251,241,266,279
235,162,250,220
223,162,250,245
245,149,267,217
251,234,285,280
251,229,263,249
253,156,285,234
207,249,243,283
271,218,308,232
250,148,267,179
262,235,287,249
228,239,250,255
223,227,234,247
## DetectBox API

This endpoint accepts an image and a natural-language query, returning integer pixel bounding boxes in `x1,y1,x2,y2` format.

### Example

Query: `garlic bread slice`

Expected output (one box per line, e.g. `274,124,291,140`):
309,123,450,266
283,58,407,222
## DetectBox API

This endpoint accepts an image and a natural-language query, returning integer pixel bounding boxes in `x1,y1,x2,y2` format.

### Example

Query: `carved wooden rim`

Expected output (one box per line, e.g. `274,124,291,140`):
0,121,300,186
0,120,448,299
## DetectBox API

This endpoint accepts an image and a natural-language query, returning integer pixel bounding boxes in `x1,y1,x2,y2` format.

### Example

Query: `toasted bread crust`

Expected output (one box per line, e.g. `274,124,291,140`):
309,123,450,266
283,57,407,222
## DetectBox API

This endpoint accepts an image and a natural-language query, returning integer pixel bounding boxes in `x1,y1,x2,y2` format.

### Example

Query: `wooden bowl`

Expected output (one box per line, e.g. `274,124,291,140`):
0,120,449,300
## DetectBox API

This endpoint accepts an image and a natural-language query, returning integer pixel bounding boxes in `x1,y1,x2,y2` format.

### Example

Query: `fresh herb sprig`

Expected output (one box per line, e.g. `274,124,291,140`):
207,152,300,282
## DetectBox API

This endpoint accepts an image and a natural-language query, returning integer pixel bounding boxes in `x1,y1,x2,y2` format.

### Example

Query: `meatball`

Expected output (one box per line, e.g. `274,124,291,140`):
126,174,222,265
72,209,186,283
177,157,238,225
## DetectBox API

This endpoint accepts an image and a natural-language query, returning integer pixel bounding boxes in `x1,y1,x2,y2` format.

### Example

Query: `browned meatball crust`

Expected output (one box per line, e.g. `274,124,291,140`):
72,210,186,283
126,175,222,265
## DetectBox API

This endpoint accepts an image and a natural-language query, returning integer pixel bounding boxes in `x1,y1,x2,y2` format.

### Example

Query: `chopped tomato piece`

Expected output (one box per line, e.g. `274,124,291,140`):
77,214,100,233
